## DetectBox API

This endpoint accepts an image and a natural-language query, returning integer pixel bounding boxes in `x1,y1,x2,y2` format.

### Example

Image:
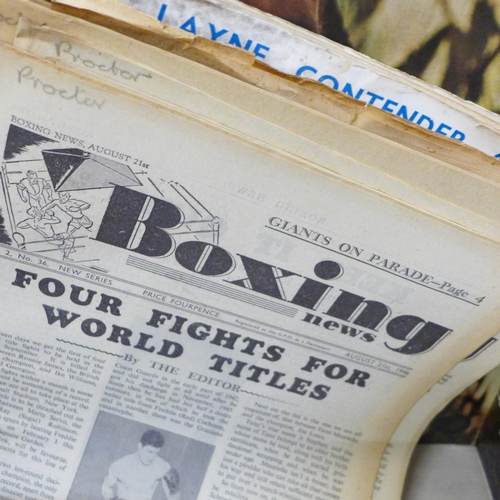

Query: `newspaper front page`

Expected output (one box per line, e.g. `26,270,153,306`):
1,36,500,500
8,15,500,499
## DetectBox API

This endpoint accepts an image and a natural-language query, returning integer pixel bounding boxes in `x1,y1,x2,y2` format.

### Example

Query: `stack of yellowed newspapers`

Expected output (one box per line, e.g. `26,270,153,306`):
0,1,499,499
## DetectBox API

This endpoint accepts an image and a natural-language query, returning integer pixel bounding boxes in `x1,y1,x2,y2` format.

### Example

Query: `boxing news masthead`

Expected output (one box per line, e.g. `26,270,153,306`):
94,186,452,356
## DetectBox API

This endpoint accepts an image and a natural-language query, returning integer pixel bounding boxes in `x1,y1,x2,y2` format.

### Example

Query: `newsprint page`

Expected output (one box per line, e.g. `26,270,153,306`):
117,0,500,160
1,41,500,500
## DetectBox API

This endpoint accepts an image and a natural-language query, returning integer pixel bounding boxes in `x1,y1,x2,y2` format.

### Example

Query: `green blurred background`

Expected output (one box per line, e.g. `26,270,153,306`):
242,0,500,113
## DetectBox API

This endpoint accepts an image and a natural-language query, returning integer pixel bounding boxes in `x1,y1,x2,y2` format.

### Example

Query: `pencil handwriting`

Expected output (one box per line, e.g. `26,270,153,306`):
17,66,105,110
54,40,153,83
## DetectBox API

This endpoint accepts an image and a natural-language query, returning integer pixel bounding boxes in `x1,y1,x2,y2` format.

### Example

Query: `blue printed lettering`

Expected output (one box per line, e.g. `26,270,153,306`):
290,68,468,144
228,32,242,47
341,83,365,99
227,34,258,53
396,105,419,122
209,23,228,41
180,16,197,34
157,3,167,22
354,88,365,99
382,99,398,113
416,115,434,130
318,74,339,90
366,92,384,106
451,130,466,141
342,82,354,97
296,65,318,77
435,123,452,136
253,43,270,59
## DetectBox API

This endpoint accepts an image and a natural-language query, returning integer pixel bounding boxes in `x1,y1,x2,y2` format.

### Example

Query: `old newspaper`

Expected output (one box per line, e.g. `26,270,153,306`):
373,333,500,499
116,0,500,159
1,5,500,500
5,1,500,244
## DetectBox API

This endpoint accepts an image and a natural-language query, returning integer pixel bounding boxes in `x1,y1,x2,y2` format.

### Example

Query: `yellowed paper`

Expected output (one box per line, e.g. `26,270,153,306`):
4,11,500,246
1,37,500,500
